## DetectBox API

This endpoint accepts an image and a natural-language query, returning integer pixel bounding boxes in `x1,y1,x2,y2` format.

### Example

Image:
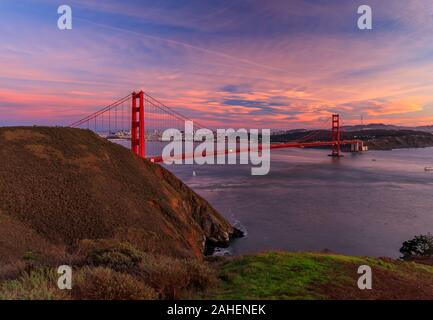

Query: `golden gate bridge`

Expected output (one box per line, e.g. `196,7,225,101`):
69,91,366,161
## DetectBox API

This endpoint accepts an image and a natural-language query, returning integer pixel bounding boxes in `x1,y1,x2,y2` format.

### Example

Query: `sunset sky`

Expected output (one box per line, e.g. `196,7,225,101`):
2,0,433,128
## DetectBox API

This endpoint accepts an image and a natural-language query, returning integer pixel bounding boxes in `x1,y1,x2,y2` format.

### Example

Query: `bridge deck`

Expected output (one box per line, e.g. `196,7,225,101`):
148,139,362,163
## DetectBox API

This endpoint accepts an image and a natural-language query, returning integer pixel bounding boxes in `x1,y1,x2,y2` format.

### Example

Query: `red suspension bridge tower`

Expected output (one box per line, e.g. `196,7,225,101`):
331,114,341,157
131,91,145,158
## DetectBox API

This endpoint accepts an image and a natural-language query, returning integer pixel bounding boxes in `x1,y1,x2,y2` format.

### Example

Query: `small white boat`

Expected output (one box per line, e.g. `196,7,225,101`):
424,167,433,172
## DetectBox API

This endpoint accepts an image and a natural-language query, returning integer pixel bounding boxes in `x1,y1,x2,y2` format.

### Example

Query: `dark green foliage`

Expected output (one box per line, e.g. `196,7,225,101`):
400,233,433,259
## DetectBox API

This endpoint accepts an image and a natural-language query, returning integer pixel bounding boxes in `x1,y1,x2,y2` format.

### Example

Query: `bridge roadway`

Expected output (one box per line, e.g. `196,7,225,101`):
147,139,364,163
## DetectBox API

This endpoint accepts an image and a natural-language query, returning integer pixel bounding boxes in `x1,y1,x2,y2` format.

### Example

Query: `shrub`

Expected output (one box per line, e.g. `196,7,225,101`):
87,242,143,272
138,254,188,299
138,254,216,299
184,259,217,291
0,268,69,300
400,233,433,259
74,267,156,300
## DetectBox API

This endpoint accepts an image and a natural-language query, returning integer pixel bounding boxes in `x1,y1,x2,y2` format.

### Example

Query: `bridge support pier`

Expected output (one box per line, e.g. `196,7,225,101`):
330,114,341,157
131,91,145,158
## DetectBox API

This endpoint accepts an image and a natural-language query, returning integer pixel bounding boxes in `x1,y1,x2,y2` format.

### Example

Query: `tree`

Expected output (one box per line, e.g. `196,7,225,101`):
400,233,433,259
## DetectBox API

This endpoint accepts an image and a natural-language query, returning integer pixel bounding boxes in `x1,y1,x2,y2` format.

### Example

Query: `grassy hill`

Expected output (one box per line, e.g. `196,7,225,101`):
0,127,238,263
1,127,433,300
0,126,242,299
205,252,433,300
271,129,433,150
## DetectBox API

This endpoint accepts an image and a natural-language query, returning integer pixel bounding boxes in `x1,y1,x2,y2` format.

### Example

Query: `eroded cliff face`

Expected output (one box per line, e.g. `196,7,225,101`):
0,127,240,263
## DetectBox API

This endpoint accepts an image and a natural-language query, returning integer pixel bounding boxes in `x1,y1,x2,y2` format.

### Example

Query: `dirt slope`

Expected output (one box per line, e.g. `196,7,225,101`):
0,127,238,263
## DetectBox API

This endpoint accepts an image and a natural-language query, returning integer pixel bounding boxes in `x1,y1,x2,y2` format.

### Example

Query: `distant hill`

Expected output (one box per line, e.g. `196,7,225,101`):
341,123,401,131
271,128,433,150
275,123,433,135
0,127,239,263
412,125,433,133
350,129,433,150
342,123,433,133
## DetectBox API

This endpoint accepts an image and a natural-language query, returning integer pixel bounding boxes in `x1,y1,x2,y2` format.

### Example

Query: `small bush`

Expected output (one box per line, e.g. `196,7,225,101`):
184,259,217,291
138,254,216,299
138,254,188,299
87,242,143,272
0,268,69,300
74,267,156,300
400,233,433,259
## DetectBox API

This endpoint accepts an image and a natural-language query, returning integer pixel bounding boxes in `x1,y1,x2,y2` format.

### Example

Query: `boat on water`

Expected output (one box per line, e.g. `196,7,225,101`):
424,167,433,172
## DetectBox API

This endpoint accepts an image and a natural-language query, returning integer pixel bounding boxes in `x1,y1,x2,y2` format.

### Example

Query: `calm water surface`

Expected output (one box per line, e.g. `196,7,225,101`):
164,147,433,258
112,139,433,258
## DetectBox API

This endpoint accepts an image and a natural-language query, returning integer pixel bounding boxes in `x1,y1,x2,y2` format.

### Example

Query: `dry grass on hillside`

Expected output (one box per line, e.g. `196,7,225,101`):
0,127,235,263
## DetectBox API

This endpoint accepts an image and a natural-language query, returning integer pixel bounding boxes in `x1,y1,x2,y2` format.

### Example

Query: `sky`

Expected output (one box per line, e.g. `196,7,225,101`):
1,0,433,129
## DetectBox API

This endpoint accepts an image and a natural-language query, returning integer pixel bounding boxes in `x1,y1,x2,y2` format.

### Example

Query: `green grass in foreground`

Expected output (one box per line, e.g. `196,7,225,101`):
209,252,333,299
205,251,433,300
4,250,433,300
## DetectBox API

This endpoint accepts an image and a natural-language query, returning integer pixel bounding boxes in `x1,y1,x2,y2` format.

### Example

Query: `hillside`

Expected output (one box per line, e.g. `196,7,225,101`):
205,252,433,300
350,130,433,150
2,126,433,301
342,123,433,133
0,127,240,263
271,129,433,150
